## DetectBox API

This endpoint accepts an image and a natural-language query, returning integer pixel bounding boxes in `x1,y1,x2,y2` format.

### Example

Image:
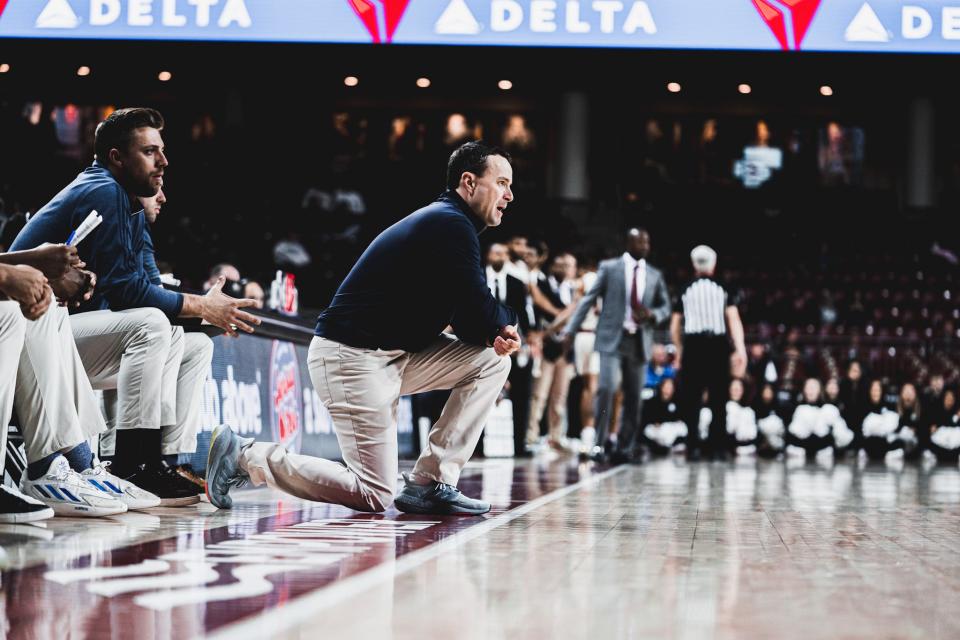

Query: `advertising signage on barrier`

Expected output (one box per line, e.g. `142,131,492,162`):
0,1,959,53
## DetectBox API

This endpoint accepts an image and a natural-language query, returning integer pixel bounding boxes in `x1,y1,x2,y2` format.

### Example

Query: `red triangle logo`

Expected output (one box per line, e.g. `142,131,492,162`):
347,0,411,44
752,0,822,51
0,0,10,20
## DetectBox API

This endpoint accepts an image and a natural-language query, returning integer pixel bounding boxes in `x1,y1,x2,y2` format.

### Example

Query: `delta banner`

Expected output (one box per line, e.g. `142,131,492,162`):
183,334,417,473
1,0,960,53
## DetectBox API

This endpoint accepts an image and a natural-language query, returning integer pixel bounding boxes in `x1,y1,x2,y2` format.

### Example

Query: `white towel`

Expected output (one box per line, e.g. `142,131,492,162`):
861,409,900,439
822,403,854,448
898,426,918,447
726,401,758,441
699,408,712,440
644,420,688,448
790,404,848,440
832,417,855,448
931,426,960,450
758,414,786,450
788,405,821,439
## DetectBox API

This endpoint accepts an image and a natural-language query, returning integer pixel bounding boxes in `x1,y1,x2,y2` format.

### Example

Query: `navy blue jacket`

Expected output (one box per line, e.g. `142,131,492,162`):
142,227,161,285
316,190,517,352
10,162,183,317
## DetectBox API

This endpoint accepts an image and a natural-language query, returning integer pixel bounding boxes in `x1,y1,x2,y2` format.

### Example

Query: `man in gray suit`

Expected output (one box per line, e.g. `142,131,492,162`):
561,229,671,462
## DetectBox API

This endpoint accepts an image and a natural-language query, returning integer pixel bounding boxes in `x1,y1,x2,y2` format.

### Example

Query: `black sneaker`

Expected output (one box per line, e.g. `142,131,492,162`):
393,474,490,515
1,484,55,523
161,462,206,496
174,464,206,493
123,464,201,507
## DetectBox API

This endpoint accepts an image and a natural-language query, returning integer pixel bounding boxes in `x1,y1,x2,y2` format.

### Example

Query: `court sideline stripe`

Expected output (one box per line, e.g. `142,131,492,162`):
207,464,629,640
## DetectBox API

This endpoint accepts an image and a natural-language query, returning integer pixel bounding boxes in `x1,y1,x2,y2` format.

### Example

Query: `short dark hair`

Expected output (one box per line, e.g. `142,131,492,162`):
446,141,511,190
95,107,165,164
209,263,239,280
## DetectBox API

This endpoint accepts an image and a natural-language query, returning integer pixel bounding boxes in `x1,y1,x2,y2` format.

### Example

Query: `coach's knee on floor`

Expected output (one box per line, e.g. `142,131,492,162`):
355,486,395,513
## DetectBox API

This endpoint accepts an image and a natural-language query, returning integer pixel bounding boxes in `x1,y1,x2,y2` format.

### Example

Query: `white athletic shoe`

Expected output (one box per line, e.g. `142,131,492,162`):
81,461,161,511
19,456,128,517
579,427,596,454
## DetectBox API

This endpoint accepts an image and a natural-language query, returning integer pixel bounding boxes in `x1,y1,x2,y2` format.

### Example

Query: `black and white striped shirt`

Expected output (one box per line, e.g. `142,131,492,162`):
677,277,738,336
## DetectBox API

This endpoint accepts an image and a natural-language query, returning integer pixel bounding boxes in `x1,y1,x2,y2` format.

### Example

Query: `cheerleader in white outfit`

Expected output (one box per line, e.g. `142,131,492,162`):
726,378,758,452
787,378,849,458
642,378,686,454
754,383,786,458
825,377,856,459
858,380,902,461
929,389,960,465
896,383,922,461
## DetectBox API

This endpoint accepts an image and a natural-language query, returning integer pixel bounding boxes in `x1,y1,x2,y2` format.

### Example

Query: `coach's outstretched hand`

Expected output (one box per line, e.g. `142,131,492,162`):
493,324,521,357
202,275,263,338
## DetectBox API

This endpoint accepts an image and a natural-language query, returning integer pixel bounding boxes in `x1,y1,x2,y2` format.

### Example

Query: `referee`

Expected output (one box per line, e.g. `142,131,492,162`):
671,245,747,461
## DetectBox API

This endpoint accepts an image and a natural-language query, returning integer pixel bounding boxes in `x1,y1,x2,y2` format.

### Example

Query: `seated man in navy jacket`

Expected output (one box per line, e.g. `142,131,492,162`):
11,108,259,504
96,187,215,493
208,141,520,515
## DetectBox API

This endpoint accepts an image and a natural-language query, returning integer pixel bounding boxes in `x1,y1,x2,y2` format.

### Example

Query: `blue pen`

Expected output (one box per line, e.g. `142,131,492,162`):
66,210,102,247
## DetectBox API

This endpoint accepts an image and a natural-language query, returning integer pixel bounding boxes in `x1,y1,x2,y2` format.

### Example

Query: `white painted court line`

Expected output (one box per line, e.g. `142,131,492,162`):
207,464,629,640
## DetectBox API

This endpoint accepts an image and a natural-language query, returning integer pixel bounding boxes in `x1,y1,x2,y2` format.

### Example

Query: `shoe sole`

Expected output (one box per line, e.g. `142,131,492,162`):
159,495,201,507
0,508,55,523
206,425,225,507
44,501,127,517
19,486,128,517
393,494,490,516
206,424,240,509
122,499,163,511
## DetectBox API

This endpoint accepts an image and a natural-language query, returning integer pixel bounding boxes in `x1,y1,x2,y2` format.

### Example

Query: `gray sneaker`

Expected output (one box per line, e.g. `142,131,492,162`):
205,424,253,509
393,474,491,515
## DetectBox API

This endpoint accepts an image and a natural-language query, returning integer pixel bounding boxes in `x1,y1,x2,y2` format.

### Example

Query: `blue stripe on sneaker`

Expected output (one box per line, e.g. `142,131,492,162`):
34,485,50,499
88,479,108,493
87,479,113,493
104,481,122,494
61,488,81,503
45,485,65,501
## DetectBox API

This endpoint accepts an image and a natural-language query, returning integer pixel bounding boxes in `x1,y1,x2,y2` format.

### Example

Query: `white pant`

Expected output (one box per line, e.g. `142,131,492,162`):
101,331,213,456
70,308,173,431
0,302,26,463
3,301,107,463
241,334,511,513
526,358,573,444
574,332,601,376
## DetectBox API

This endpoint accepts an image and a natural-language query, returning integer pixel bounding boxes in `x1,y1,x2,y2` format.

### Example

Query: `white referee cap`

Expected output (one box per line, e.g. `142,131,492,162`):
690,245,717,272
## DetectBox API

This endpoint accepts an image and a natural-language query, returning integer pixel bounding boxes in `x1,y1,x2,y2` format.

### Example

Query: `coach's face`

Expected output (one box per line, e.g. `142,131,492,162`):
463,154,513,227
112,127,167,198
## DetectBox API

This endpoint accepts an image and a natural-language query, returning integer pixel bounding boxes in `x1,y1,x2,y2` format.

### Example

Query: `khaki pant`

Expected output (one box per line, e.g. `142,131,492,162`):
526,358,573,444
241,334,511,512
6,301,107,463
70,308,173,431
100,331,213,456
0,302,26,462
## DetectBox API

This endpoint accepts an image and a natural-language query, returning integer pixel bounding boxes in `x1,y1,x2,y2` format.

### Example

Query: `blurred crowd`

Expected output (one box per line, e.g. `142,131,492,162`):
484,234,960,466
